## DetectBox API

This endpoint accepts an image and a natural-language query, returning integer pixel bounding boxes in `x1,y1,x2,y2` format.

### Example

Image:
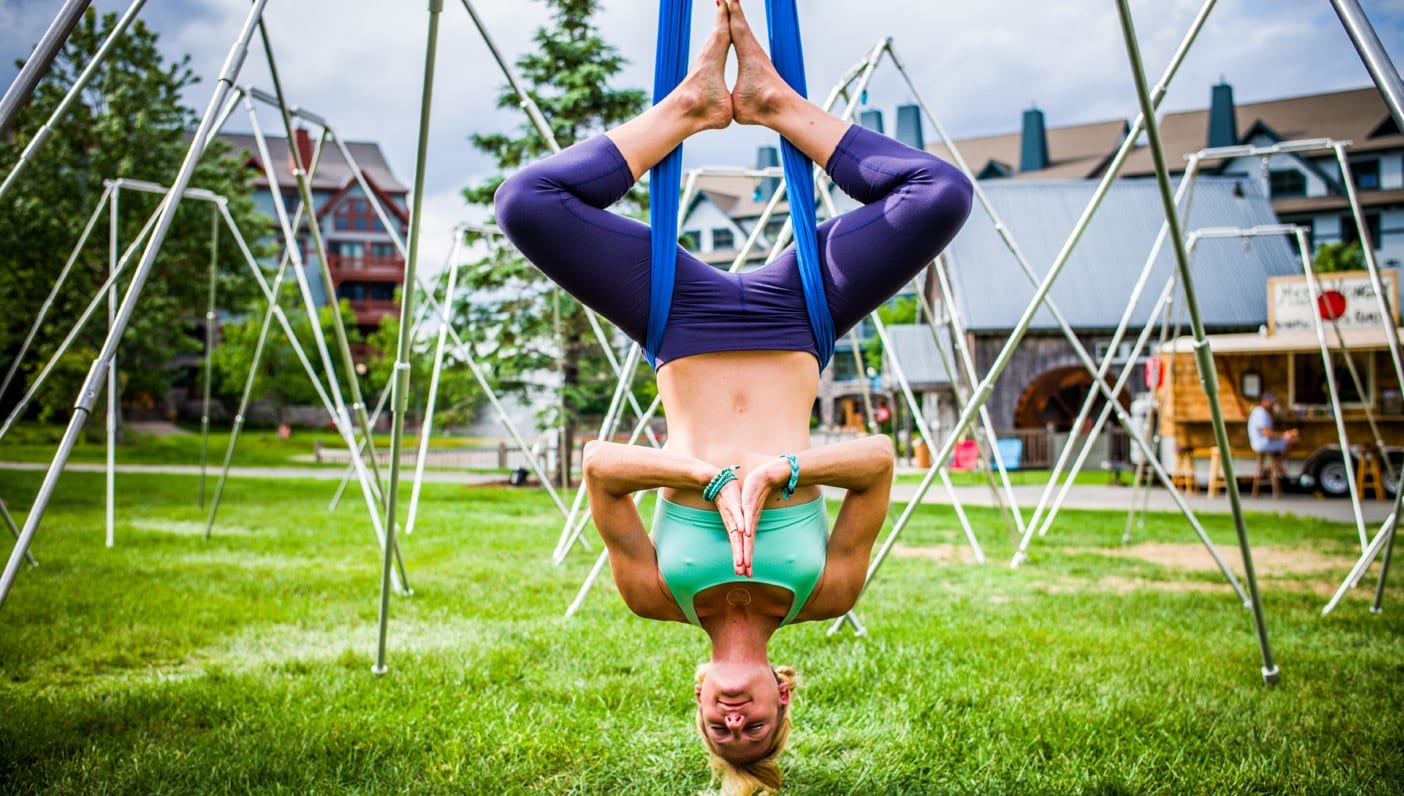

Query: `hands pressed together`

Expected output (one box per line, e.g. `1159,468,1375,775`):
710,460,788,578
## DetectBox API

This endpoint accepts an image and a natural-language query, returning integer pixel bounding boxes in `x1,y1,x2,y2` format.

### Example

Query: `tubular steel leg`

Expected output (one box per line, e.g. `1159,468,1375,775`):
375,0,442,676
1330,0,1404,132
0,0,145,202
1,501,38,568
0,0,91,138
0,0,272,608
1115,0,1278,685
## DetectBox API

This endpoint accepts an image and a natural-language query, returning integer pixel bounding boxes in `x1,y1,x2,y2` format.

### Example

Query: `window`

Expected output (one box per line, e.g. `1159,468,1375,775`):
334,197,381,232
1293,351,1371,408
337,282,367,301
1269,169,1306,198
370,243,397,259
1341,213,1382,251
1352,159,1381,191
764,219,786,243
711,228,735,250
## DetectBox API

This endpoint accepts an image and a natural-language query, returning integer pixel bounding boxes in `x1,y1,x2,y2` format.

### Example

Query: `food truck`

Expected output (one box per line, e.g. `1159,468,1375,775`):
1154,270,1404,496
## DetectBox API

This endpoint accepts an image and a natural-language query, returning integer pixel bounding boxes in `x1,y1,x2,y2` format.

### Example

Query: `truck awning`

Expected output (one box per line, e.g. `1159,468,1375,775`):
1159,327,1404,354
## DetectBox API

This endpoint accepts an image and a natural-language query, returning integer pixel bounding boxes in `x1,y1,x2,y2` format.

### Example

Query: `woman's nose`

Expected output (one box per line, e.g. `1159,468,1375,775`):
724,712,744,730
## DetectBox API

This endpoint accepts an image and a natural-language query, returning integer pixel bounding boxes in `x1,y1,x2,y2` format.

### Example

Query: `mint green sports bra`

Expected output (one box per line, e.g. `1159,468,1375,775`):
652,497,828,627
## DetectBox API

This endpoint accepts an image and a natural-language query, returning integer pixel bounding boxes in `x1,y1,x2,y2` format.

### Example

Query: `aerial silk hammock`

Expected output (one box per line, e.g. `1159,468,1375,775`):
644,0,836,369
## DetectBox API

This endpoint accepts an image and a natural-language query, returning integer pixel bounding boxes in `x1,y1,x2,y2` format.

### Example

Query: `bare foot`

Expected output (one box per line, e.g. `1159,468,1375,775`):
673,1,733,132
727,0,792,126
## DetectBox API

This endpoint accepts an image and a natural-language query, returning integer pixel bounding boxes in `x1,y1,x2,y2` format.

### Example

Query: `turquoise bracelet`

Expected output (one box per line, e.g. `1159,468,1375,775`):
779,454,800,500
703,465,739,501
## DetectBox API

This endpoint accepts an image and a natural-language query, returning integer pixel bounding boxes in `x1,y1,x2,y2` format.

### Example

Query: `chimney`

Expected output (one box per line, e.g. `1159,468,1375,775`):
896,104,925,150
755,145,780,202
859,109,885,134
1208,81,1237,148
1020,107,1049,172
289,127,314,174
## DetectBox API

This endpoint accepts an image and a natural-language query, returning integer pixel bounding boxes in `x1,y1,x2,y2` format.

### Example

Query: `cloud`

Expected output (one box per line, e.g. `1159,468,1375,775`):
4,0,1400,271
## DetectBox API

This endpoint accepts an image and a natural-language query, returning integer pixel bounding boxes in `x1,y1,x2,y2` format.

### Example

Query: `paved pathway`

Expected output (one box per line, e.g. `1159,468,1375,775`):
3,460,1393,525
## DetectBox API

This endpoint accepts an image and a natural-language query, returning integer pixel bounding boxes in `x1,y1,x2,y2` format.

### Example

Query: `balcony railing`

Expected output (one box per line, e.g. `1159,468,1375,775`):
327,254,404,280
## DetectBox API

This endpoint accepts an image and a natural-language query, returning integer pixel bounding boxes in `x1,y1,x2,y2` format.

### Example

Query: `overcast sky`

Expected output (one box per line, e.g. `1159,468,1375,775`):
4,0,1403,269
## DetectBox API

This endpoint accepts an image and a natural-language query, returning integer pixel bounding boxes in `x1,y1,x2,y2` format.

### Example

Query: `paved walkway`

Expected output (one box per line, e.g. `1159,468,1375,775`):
3,461,1393,525
888,468,1397,525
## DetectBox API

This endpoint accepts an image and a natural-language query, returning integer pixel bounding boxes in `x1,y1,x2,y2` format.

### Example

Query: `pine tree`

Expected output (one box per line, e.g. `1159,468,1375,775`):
459,0,649,485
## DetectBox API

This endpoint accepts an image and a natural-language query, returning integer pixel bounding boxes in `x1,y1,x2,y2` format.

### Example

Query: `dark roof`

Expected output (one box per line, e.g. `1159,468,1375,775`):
218,132,408,194
927,119,1129,180
1119,86,1402,176
943,176,1300,332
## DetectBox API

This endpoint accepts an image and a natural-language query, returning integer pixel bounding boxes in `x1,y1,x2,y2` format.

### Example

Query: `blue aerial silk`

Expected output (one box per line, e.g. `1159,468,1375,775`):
646,0,835,369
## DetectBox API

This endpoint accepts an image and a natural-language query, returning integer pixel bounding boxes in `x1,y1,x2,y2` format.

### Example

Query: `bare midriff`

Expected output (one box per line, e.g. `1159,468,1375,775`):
656,349,822,510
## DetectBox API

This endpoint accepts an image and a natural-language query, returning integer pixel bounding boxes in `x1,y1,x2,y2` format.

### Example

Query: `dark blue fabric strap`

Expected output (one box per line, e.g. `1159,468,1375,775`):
647,0,835,368
765,0,835,368
645,1,692,368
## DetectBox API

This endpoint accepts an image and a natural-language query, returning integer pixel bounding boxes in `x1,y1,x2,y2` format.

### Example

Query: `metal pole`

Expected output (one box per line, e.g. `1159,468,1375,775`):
1,501,39,568
0,0,145,202
376,0,443,675
1329,0,1404,132
105,182,118,549
0,0,272,608
0,0,92,139
199,206,220,509
835,2,1219,622
405,232,466,536
1115,0,1278,685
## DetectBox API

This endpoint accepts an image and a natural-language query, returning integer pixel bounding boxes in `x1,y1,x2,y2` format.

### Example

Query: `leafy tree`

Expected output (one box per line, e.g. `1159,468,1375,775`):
1313,241,1365,274
210,294,366,425
362,291,484,432
0,10,268,427
458,0,648,485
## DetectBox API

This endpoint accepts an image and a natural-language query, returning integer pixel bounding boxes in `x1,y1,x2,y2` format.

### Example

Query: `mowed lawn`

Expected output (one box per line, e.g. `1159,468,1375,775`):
0,465,1400,794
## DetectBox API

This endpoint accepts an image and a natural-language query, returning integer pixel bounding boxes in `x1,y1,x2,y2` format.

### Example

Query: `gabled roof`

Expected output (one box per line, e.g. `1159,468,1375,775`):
927,119,1129,180
1118,86,1401,176
943,176,1300,333
883,324,954,389
219,132,409,194
689,173,790,219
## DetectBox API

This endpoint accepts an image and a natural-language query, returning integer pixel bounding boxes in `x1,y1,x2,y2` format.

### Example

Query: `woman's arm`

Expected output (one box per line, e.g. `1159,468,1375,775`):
738,435,894,620
581,441,745,619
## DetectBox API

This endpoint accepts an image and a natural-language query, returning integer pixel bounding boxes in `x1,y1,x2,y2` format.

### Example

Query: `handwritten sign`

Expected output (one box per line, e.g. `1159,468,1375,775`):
1267,270,1398,333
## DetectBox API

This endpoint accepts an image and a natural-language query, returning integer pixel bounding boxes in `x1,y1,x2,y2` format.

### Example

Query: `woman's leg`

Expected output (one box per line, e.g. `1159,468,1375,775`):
727,0,848,167
494,3,735,340
727,0,973,335
606,2,733,179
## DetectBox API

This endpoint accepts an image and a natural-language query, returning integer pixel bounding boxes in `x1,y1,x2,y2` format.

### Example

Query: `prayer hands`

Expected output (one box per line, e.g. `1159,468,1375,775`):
711,479,750,577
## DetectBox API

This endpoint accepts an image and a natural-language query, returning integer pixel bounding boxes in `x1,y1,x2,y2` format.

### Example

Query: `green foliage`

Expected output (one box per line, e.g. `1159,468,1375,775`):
0,466,1401,793
210,295,363,420
863,295,920,373
459,0,650,474
362,305,484,431
1313,241,1365,274
0,10,269,425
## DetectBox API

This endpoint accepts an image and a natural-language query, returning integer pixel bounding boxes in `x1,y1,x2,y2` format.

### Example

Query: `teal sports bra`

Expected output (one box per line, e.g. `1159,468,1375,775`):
652,497,828,627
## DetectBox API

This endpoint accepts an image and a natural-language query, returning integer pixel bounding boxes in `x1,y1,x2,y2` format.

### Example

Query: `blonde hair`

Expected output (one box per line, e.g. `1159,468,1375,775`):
693,664,799,796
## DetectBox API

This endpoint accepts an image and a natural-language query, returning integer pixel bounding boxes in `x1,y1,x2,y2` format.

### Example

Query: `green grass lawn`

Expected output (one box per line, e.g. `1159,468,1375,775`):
0,466,1400,794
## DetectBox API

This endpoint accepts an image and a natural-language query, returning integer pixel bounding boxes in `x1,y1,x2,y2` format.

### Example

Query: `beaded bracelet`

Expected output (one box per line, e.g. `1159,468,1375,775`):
703,465,740,501
779,453,800,500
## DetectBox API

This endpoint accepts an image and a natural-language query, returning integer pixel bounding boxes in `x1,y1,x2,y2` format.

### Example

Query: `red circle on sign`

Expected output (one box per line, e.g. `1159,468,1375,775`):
874,405,891,423
1318,290,1347,321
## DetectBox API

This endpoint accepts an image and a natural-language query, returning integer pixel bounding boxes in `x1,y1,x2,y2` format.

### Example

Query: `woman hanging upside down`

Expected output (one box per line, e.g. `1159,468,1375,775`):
494,2,971,793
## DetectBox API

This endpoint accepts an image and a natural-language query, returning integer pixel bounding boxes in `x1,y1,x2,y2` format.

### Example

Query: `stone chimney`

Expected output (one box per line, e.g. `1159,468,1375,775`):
1020,107,1049,172
289,127,314,174
896,104,924,150
755,145,780,202
1208,81,1238,148
859,109,884,134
